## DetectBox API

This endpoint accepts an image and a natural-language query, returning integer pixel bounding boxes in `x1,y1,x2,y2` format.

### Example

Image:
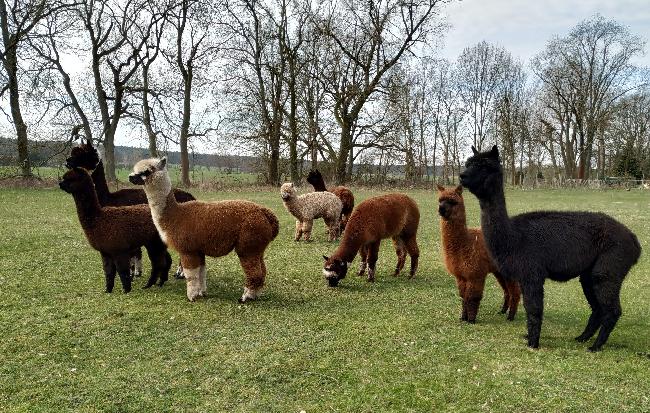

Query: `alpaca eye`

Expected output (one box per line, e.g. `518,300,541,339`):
141,170,152,177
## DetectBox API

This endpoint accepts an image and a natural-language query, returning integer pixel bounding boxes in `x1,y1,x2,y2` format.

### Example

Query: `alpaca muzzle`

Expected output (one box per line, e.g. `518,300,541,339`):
128,173,145,185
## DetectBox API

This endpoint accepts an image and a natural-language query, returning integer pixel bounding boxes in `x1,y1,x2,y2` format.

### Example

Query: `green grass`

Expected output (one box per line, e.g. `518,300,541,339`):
0,187,649,412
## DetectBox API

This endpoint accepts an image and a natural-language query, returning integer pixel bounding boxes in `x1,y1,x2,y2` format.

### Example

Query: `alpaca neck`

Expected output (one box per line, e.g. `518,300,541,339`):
91,161,110,203
283,196,303,220
440,212,470,251
333,231,364,263
144,171,176,225
478,183,518,253
71,182,102,226
311,179,327,192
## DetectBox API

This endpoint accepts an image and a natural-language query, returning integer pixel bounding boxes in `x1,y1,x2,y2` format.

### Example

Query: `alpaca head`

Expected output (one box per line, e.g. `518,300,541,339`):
322,255,348,287
459,145,503,199
280,182,296,201
59,167,93,194
306,169,323,186
129,157,168,185
66,139,99,170
436,184,465,221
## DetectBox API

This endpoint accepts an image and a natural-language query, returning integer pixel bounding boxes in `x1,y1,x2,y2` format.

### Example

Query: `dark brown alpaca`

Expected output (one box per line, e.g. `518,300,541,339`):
130,158,279,303
437,184,520,323
59,168,171,293
323,193,419,287
66,140,195,278
306,169,354,229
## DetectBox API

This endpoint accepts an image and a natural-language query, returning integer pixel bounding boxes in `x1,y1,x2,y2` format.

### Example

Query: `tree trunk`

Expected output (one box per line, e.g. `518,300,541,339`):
335,122,352,184
180,74,192,187
142,65,158,157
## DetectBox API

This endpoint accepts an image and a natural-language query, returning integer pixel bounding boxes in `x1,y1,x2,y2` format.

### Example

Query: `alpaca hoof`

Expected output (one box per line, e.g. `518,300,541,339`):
507,315,515,321
357,271,365,277
367,278,375,283
575,335,590,343
142,284,152,289
587,345,602,352
467,319,476,324
392,271,400,277
123,288,131,294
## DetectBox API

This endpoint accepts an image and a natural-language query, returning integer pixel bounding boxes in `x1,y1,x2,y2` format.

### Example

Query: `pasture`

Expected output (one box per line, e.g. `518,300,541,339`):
0,186,649,412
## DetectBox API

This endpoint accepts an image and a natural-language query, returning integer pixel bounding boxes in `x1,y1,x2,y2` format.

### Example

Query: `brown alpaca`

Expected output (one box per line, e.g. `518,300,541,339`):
66,139,195,278
437,184,520,322
59,168,171,293
130,157,279,302
306,169,354,229
323,193,420,287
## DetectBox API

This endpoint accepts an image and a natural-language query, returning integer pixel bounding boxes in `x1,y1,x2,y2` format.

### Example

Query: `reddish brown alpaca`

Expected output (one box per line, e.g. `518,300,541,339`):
437,185,520,322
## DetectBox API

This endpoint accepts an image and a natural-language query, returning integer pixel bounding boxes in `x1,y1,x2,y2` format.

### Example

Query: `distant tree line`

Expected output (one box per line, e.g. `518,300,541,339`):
0,0,648,186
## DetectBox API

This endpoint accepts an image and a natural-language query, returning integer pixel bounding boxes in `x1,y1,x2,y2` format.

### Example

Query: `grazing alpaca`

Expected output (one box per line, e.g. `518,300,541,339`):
280,183,342,242
437,184,520,323
323,193,420,287
129,157,279,303
66,139,195,278
460,145,641,351
59,168,171,292
306,169,355,229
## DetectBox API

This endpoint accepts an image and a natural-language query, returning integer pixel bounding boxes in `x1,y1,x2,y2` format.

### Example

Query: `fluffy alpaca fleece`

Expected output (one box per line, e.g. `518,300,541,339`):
460,145,641,351
66,140,195,278
323,193,420,287
130,157,279,302
59,168,171,293
437,184,520,323
280,182,343,242
306,169,355,229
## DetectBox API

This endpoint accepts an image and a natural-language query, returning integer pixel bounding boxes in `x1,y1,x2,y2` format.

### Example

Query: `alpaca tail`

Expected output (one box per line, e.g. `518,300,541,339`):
262,208,280,240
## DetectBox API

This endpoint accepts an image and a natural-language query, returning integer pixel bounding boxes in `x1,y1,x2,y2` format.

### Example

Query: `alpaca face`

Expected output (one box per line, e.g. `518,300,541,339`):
436,185,465,220
306,170,322,186
59,168,92,193
323,256,348,287
459,145,502,199
280,183,296,200
129,158,167,186
66,141,99,170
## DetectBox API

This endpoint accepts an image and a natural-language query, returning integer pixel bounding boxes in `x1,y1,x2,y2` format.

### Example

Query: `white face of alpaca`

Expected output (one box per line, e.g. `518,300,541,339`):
280,182,295,200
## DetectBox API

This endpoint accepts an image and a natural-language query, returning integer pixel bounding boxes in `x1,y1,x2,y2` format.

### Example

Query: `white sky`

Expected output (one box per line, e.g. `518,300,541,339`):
438,0,650,66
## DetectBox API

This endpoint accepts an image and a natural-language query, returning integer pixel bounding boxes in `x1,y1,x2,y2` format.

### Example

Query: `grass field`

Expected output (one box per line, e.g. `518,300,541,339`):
0,186,649,412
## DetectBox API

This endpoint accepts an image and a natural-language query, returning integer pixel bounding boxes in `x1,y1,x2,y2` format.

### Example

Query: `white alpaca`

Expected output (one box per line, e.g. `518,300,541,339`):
280,182,343,242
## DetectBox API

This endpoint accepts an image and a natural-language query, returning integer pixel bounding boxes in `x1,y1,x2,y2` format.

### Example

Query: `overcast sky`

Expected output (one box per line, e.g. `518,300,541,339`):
438,0,650,67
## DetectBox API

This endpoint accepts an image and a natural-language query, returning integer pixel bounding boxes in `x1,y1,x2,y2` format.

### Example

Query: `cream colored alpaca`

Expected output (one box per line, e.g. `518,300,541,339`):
280,183,342,241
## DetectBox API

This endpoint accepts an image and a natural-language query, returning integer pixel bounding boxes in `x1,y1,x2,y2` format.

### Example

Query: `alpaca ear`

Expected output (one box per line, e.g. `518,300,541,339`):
159,157,167,170
436,184,445,192
323,255,329,261
454,185,463,195
490,145,499,158
471,145,478,155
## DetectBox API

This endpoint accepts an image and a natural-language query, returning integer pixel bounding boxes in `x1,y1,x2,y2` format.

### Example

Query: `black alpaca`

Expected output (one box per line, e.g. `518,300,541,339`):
460,145,641,351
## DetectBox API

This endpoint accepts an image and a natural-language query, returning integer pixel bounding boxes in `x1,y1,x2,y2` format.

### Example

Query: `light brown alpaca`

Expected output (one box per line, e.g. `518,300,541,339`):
323,193,420,287
130,158,279,302
280,183,342,242
437,184,520,322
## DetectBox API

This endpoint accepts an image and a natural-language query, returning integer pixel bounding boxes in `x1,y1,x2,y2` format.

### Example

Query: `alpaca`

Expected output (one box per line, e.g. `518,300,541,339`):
129,157,279,303
280,182,343,242
306,169,355,229
323,193,420,287
66,139,195,278
437,184,520,323
59,168,172,293
460,145,641,351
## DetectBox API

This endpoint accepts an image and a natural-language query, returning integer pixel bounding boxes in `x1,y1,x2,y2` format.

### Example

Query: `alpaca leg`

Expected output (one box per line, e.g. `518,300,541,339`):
366,241,381,282
493,272,510,314
174,262,185,279
198,254,207,296
181,254,203,302
456,278,468,321
130,248,142,278
325,215,340,241
143,242,170,288
114,255,133,294
101,253,116,293
302,220,313,242
294,220,303,241
392,237,407,277
521,280,545,349
404,236,419,279
575,274,602,342
506,281,521,321
358,245,368,277
238,254,265,303
589,275,624,352
465,276,486,323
